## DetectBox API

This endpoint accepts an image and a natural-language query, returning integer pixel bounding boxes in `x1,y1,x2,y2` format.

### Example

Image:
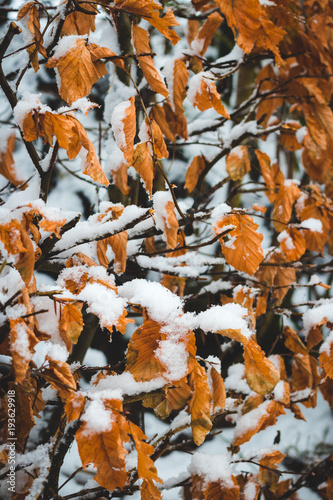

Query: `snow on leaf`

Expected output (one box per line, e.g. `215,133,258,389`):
226,145,251,181
233,400,285,446
188,360,212,446
277,227,306,261
111,97,136,166
76,398,129,491
132,25,169,98
46,38,123,105
215,213,264,276
188,73,230,117
319,331,333,378
153,191,179,249
65,392,86,423
191,12,223,57
0,220,35,285
10,318,39,384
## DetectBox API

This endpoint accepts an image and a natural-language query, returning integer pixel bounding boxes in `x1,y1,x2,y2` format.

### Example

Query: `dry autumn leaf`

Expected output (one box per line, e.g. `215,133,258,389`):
132,142,155,196
215,213,264,275
226,145,251,180
59,301,84,345
46,38,124,104
189,73,230,118
188,360,212,445
243,339,280,395
185,155,206,192
111,96,136,166
0,130,23,187
132,24,169,98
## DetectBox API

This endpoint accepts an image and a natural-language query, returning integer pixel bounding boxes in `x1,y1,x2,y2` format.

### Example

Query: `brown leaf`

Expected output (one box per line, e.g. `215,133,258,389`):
132,25,169,98
61,2,97,35
132,142,155,196
146,8,180,45
0,131,23,187
185,155,206,192
46,39,123,104
127,319,166,381
164,201,179,249
128,420,163,494
59,301,84,345
10,318,39,384
189,74,230,117
255,150,284,203
243,338,280,395
193,12,223,56
188,360,212,445
65,392,86,422
209,366,226,411
319,336,333,379
226,146,251,181
150,104,176,142
273,181,302,232
76,398,129,491
278,227,306,261
213,0,286,63
215,213,264,275
144,119,169,159
169,59,189,116
233,400,285,446
0,220,35,284
112,96,136,166
43,356,77,401
283,326,307,355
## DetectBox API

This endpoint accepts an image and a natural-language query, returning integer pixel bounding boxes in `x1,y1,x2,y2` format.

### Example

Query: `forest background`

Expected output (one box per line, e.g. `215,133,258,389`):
0,0,333,499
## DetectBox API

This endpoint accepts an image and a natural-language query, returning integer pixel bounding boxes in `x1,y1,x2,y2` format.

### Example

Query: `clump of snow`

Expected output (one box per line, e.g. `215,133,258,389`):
10,322,30,361
300,218,323,233
81,398,113,435
277,230,295,250
0,127,15,153
51,35,86,59
296,126,308,144
92,371,166,398
193,303,252,339
188,452,234,488
155,338,188,381
14,92,51,129
273,380,287,403
211,203,232,222
119,279,183,325
224,363,251,394
153,190,174,237
233,400,271,442
303,299,333,335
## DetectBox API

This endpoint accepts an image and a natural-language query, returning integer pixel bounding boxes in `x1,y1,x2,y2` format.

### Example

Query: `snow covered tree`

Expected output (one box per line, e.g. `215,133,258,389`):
0,0,333,498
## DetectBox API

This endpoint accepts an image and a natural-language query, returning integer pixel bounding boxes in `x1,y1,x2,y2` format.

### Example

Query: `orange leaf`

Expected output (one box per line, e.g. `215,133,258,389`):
111,96,136,166
132,25,168,98
0,130,23,187
61,1,96,35
209,366,226,411
283,326,307,355
233,400,285,446
108,231,128,274
132,142,155,196
46,38,123,104
226,145,251,180
255,150,284,203
189,74,230,117
213,0,286,63
141,118,169,159
188,360,212,445
150,104,176,142
168,59,189,116
273,181,302,232
243,338,280,395
128,420,162,496
185,155,206,192
127,319,166,381
65,392,86,422
59,301,84,345
277,227,306,261
145,9,180,45
76,399,129,491
10,318,39,384
215,213,264,275
319,333,333,379
0,220,35,285
192,12,223,56
43,356,77,401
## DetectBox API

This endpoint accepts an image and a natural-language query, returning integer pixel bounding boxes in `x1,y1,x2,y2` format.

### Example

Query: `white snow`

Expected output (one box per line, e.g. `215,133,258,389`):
111,99,132,150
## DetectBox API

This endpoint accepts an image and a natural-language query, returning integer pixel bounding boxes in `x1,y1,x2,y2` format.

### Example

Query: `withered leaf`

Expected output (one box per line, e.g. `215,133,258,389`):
226,145,251,181
188,360,212,445
243,339,280,395
185,155,206,193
